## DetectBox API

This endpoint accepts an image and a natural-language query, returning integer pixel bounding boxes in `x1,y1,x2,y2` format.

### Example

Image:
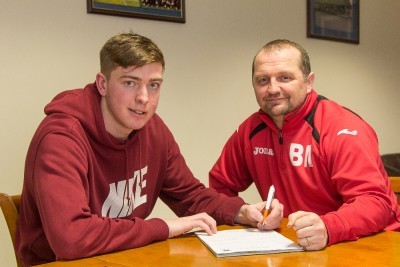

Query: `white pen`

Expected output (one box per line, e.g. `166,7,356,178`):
261,185,275,227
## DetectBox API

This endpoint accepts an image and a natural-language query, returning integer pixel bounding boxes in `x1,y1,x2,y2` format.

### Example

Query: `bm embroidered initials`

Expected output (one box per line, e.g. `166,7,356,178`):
289,144,313,167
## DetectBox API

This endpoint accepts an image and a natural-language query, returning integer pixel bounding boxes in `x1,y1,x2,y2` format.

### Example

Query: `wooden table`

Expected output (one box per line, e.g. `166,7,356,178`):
37,218,399,267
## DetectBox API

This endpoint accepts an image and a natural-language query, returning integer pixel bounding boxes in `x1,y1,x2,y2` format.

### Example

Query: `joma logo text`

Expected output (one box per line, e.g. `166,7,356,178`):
253,147,274,156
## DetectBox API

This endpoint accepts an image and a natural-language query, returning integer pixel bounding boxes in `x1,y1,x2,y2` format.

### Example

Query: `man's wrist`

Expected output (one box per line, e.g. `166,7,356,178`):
233,204,249,224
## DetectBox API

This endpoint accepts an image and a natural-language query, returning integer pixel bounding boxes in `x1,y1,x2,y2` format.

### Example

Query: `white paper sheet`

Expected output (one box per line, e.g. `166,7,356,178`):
196,228,303,257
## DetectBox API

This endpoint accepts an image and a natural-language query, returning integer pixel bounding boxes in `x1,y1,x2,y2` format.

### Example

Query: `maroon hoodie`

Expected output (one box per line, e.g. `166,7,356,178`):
16,83,245,266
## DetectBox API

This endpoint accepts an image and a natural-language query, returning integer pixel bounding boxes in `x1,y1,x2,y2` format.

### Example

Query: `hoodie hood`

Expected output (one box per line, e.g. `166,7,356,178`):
44,82,130,149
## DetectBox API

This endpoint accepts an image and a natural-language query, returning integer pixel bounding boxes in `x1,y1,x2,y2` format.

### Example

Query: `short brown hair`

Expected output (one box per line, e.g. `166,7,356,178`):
100,32,165,79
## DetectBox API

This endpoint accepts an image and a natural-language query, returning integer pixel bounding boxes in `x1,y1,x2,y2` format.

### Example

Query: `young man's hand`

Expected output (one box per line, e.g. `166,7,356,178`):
164,213,217,238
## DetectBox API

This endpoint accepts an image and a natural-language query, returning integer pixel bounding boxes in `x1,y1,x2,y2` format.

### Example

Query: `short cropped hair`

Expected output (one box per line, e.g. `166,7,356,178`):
252,39,311,79
100,32,165,79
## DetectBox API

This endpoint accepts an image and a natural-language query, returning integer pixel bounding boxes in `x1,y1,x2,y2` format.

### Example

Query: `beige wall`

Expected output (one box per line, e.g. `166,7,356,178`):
1,0,399,265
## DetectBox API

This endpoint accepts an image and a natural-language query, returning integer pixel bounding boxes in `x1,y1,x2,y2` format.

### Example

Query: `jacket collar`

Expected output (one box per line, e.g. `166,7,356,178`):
257,90,319,133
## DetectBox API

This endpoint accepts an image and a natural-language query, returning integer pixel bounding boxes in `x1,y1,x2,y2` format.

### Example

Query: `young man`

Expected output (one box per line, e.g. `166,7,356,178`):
209,39,400,250
16,33,282,266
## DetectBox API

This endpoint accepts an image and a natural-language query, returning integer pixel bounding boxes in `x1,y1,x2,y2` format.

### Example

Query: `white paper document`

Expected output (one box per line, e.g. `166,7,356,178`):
195,228,303,257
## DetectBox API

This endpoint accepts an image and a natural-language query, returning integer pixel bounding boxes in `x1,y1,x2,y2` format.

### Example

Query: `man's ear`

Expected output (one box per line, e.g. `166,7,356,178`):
96,72,107,96
306,72,315,93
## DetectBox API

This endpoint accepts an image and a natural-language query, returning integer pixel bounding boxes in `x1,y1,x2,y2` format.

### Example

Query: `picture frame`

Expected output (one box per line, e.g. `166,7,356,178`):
87,0,185,23
307,0,359,44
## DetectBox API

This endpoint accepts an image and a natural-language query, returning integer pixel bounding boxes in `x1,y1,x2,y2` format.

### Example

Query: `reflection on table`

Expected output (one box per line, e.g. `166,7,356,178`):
36,218,400,266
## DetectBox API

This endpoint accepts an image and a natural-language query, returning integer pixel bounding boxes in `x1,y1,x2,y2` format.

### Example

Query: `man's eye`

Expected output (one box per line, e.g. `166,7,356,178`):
148,82,160,90
125,81,135,86
125,81,141,89
257,78,268,85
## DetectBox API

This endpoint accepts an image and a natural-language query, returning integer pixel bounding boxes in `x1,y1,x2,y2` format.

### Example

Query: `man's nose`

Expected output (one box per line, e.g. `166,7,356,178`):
136,86,149,104
267,79,280,94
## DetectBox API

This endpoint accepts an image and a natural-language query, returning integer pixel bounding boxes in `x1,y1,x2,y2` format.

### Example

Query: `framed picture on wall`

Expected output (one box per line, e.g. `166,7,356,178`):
87,0,185,23
307,0,359,44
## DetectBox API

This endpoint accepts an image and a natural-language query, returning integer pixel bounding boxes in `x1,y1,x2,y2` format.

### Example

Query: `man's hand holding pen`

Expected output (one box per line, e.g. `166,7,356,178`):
257,198,284,230
234,184,283,230
233,199,283,229
256,185,283,230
